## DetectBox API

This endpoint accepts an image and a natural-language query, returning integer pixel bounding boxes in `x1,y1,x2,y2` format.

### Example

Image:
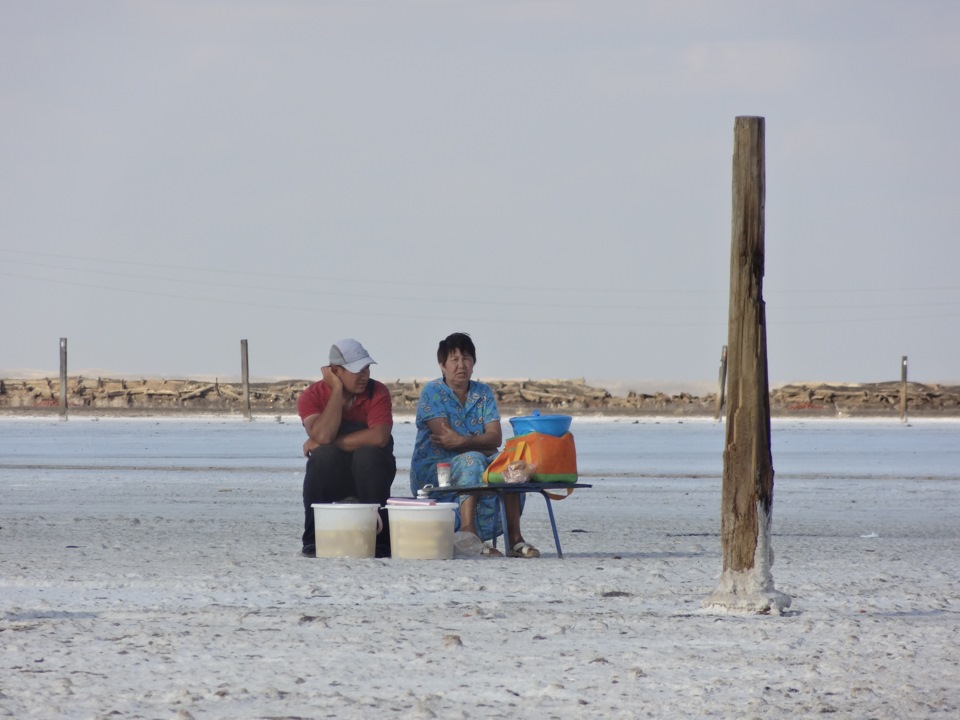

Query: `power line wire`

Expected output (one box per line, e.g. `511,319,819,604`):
3,270,958,326
5,255,958,313
8,246,957,297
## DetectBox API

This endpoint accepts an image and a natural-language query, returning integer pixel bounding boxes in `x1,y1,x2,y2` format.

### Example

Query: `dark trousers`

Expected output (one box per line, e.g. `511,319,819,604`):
301,442,397,550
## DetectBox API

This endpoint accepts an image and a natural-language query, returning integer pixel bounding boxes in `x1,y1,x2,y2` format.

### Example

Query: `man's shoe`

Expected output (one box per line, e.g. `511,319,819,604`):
301,543,316,558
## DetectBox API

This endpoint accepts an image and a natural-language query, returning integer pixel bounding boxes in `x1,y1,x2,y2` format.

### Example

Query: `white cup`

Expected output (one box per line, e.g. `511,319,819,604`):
437,462,452,487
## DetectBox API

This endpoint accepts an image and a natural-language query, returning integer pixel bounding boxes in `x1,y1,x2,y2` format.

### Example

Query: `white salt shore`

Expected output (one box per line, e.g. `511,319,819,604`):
2,416,959,719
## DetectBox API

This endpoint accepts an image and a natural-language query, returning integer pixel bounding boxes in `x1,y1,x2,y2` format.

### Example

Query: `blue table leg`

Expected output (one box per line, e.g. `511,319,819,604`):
539,491,564,559
496,493,510,555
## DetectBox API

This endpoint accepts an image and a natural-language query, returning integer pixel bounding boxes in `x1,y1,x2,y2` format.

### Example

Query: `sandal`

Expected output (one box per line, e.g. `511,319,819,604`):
510,542,540,558
481,542,503,557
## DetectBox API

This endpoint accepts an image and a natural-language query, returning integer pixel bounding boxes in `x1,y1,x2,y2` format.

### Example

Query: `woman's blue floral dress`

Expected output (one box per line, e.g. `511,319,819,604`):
410,378,517,542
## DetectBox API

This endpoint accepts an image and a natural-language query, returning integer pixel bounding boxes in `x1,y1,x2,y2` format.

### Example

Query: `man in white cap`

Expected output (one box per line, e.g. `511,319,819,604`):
297,339,396,557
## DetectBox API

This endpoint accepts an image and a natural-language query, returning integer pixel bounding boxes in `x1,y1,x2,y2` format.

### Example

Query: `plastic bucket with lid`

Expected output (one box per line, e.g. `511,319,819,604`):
311,503,381,558
387,502,458,559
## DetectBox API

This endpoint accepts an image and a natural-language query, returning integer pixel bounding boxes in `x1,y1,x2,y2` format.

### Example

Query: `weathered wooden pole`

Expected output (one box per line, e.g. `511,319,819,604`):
59,337,68,420
714,345,728,420
241,339,252,421
705,116,790,613
899,355,908,423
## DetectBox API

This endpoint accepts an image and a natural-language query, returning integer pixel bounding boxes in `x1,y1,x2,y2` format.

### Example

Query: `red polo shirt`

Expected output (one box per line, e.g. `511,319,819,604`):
297,379,393,428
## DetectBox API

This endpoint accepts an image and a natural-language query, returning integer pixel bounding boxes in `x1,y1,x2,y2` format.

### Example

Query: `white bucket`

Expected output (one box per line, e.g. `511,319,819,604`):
311,503,381,559
387,502,458,560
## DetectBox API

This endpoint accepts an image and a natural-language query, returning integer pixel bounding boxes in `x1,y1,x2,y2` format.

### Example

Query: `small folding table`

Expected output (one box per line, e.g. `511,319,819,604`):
423,482,591,559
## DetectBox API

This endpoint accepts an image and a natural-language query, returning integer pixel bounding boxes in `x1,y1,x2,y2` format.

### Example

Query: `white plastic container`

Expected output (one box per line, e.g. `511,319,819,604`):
311,503,381,559
437,462,452,487
387,502,458,559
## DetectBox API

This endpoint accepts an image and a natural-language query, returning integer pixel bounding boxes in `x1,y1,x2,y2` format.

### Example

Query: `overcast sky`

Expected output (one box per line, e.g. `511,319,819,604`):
2,1,958,390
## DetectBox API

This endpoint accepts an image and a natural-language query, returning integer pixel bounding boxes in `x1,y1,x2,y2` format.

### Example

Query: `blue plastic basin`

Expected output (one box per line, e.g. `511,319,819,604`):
508,410,572,437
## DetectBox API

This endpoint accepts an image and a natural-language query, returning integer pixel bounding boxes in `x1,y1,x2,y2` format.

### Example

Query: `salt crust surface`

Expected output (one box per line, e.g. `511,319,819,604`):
2,418,959,718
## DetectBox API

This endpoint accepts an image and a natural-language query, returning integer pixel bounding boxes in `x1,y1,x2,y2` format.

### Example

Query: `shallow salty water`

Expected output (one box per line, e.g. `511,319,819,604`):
2,415,958,527
4,414,959,479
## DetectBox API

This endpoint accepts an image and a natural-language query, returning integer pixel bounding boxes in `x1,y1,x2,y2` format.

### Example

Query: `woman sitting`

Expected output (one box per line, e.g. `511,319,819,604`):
410,332,539,558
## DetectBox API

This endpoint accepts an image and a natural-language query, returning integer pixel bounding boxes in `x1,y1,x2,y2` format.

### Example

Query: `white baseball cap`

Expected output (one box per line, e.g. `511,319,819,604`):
329,338,376,373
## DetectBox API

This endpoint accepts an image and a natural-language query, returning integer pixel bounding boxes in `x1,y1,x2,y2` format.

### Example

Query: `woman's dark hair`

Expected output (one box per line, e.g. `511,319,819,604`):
437,332,476,364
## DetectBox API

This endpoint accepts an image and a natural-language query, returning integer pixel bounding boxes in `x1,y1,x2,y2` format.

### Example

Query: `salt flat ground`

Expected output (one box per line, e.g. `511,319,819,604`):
1,416,959,719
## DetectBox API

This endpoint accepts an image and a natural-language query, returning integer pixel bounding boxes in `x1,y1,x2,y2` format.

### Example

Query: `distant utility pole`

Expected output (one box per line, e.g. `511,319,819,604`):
241,339,252,421
900,356,908,423
704,116,790,614
714,345,728,421
59,337,68,421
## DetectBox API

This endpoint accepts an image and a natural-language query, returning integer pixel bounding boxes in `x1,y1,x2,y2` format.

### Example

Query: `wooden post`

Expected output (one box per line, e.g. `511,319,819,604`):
59,337,68,420
900,355,908,423
714,345,728,420
241,339,252,421
705,116,789,614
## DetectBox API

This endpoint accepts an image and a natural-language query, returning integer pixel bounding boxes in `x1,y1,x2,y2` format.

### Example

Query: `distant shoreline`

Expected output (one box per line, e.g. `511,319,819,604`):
2,376,958,418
